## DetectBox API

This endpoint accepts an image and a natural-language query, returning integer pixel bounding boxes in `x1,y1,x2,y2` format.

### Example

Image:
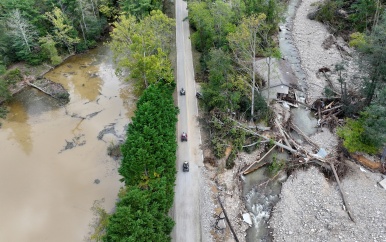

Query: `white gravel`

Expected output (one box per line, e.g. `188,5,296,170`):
292,0,359,104
270,0,386,241
270,165,386,242
200,167,216,242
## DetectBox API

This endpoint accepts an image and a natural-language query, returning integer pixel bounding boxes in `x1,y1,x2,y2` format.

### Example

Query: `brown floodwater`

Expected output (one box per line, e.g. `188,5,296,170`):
0,45,135,242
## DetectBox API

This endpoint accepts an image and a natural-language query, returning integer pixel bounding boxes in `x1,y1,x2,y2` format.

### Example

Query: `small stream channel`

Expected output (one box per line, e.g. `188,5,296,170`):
243,0,320,241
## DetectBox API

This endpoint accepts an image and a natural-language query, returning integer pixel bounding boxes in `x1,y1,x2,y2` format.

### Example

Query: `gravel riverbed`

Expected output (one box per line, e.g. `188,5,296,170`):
198,0,386,241
270,0,386,241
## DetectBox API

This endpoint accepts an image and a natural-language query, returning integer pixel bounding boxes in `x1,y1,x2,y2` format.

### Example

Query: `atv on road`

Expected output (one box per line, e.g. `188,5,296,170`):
183,161,189,172
181,132,188,142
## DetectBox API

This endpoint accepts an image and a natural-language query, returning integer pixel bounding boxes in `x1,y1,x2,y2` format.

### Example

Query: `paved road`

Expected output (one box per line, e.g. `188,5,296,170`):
172,0,204,241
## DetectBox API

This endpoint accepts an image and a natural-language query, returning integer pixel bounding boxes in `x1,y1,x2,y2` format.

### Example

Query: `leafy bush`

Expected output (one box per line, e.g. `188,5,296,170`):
226,150,237,169
3,69,22,86
90,201,110,242
0,64,6,75
349,32,366,47
0,106,8,119
268,153,285,175
315,0,343,24
337,118,379,154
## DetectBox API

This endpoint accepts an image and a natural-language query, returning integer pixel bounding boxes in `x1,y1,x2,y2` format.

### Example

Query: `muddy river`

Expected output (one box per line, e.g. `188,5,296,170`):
0,45,135,242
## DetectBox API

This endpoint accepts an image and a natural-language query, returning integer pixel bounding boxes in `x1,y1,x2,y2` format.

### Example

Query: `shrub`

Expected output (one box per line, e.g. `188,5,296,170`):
337,118,379,154
268,153,285,175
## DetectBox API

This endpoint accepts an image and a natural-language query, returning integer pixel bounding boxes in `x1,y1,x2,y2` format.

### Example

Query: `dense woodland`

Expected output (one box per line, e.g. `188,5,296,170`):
0,0,385,241
186,0,385,162
0,0,165,108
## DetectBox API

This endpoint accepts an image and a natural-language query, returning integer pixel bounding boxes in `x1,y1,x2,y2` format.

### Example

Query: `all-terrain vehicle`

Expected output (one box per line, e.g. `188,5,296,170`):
196,92,203,99
183,161,189,172
181,132,188,142
180,88,186,96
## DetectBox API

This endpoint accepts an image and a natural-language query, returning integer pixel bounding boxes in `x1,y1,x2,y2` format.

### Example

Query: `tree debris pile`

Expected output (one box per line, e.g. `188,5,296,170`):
27,77,70,103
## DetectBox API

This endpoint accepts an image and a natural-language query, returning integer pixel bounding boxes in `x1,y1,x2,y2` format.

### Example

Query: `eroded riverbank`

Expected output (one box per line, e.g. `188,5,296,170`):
0,45,135,242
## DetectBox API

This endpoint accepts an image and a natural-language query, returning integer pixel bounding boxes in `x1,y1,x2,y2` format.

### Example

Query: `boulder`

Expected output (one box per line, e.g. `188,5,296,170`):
243,213,253,226
216,219,227,230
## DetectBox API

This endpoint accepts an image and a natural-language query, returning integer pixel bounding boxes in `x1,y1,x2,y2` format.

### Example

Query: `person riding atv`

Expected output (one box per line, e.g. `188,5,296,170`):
181,132,187,142
183,161,189,172
180,88,186,96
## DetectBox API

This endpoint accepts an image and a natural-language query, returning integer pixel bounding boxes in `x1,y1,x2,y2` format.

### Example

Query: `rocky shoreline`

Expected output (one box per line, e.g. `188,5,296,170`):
1,55,73,106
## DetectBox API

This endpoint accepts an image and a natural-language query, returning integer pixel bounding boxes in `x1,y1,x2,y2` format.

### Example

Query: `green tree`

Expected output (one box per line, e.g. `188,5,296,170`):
0,79,11,102
104,83,177,241
203,48,248,112
210,0,236,48
129,48,174,92
338,87,386,154
45,7,80,53
0,68,22,102
99,0,119,21
109,10,175,93
350,0,380,32
119,0,163,18
188,1,214,52
242,0,283,26
359,12,386,106
104,187,174,242
75,0,105,47
39,35,62,65
361,87,386,149
119,84,177,186
6,9,35,53
230,0,246,23
227,13,266,118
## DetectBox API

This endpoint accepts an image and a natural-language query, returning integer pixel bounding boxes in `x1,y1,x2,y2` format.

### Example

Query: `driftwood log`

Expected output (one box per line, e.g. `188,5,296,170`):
217,196,240,242
25,77,70,103
290,122,320,149
329,162,356,222
26,82,58,99
242,141,280,175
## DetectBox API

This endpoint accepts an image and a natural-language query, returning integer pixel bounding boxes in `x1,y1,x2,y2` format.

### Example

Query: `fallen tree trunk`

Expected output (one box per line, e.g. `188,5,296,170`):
235,122,300,155
242,162,268,176
292,99,313,109
290,122,320,149
217,196,240,242
26,81,58,99
26,78,70,103
329,162,355,222
242,141,279,175
321,105,343,114
275,119,291,148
